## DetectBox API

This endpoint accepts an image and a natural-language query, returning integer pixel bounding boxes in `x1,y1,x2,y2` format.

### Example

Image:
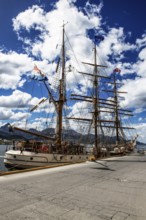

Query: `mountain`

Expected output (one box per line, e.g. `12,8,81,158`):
0,123,39,140
0,123,145,145
0,124,55,140
136,141,146,145
0,123,24,140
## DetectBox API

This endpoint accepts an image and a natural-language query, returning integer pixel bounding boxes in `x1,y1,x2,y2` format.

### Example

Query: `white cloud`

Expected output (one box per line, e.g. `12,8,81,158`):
0,51,33,89
98,27,136,64
136,47,146,77
13,5,46,32
0,87,56,122
134,123,146,143
13,116,55,131
0,90,35,121
0,107,30,121
0,108,13,120
0,90,32,108
133,108,144,114
84,1,103,15
138,117,142,121
10,112,31,121
12,0,101,62
120,78,146,108
136,33,146,49
11,0,141,89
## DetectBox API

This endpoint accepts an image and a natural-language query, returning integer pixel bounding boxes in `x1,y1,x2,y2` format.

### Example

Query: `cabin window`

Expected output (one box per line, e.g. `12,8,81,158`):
60,156,63,160
70,156,72,159
13,155,16,159
30,157,33,160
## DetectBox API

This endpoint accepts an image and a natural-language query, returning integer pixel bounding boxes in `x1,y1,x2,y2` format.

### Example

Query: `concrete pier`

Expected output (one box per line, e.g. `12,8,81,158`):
0,155,146,220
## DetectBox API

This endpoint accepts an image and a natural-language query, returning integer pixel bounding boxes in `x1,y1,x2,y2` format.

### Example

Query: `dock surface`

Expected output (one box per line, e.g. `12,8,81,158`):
0,155,146,220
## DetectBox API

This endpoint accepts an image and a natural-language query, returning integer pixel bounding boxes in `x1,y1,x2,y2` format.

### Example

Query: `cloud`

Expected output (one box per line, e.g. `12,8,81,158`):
10,112,31,121
98,27,136,63
0,51,33,89
13,116,55,131
0,90,39,121
136,47,146,77
134,123,146,143
120,78,146,108
133,108,144,114
114,32,146,115
136,33,146,49
0,107,30,121
0,108,13,120
12,0,101,61
0,90,32,108
11,0,142,90
0,88,57,123
13,5,46,32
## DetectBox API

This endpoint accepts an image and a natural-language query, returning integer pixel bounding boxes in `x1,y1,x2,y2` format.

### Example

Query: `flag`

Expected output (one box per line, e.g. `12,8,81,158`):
33,64,45,77
30,75,48,81
33,64,41,72
114,68,121,73
31,64,48,81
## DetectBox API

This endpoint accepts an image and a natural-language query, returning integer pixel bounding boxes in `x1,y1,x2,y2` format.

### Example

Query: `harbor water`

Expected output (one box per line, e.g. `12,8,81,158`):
0,145,12,172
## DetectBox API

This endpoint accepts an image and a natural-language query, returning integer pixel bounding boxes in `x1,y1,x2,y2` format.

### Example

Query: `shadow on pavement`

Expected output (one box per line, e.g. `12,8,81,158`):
102,159,146,163
91,167,115,171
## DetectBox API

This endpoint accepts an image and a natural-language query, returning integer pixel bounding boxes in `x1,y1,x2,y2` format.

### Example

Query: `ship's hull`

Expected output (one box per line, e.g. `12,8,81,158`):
4,150,92,169
109,139,137,156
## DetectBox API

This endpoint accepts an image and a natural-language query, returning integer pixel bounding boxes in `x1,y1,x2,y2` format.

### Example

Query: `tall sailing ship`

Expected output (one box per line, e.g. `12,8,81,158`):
4,26,137,169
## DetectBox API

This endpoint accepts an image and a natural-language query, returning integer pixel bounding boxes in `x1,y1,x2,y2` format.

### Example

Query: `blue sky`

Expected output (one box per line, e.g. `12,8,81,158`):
0,0,146,142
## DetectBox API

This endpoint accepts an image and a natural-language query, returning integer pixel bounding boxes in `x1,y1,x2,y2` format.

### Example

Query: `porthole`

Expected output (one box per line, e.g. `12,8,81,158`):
13,155,16,159
30,157,33,160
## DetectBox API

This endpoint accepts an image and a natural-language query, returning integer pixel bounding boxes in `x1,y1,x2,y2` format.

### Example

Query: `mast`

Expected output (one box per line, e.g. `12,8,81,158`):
55,24,66,148
9,25,67,147
113,72,120,145
93,41,99,157
69,37,110,157
102,68,135,146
